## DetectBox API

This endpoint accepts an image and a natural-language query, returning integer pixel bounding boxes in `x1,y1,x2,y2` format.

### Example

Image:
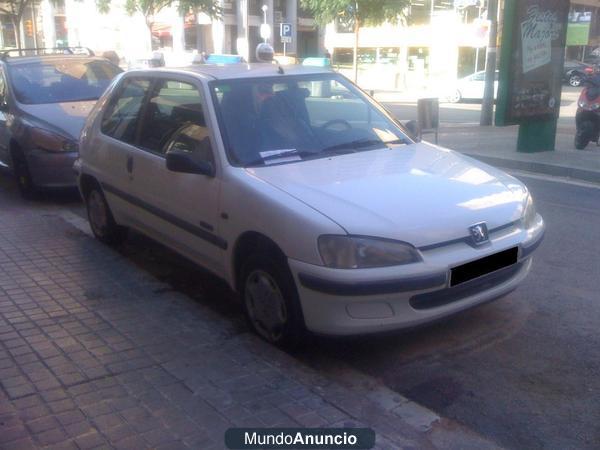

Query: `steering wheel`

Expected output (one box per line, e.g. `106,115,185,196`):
320,119,353,131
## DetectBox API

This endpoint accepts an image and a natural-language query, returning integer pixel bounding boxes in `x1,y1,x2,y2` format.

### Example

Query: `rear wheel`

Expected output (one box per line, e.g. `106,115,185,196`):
11,148,37,199
85,184,128,245
569,74,583,87
241,252,305,349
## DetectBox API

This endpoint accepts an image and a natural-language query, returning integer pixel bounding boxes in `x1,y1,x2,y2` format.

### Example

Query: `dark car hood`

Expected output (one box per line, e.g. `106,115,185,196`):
19,100,97,139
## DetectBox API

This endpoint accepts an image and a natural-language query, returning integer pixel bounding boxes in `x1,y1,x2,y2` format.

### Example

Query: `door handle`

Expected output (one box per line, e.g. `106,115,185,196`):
126,155,133,174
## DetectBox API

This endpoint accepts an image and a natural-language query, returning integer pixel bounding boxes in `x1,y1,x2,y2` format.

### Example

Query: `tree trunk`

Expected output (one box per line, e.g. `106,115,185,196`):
353,17,360,83
11,16,22,52
145,18,154,52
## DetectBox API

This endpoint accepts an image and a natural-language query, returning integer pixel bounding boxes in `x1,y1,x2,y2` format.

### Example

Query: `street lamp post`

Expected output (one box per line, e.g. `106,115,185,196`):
261,5,268,43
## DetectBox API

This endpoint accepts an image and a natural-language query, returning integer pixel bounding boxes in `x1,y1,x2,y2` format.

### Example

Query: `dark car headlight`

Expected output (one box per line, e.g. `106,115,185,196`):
30,127,78,153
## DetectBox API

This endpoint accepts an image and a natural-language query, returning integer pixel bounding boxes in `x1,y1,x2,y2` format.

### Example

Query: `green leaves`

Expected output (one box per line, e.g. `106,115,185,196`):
300,0,409,27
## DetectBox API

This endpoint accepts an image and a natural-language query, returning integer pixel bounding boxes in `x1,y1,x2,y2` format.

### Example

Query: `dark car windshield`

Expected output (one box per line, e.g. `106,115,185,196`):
9,59,121,104
210,74,410,167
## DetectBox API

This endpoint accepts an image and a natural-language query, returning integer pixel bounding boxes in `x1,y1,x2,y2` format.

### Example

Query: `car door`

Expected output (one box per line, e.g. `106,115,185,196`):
127,75,225,274
468,71,486,99
94,77,153,225
0,68,10,168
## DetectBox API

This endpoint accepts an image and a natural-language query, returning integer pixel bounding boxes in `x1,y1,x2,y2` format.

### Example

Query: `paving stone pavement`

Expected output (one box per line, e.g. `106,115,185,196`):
0,192,498,450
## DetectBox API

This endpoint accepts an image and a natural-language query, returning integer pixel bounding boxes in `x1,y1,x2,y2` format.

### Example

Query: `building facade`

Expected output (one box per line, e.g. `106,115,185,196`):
0,0,322,66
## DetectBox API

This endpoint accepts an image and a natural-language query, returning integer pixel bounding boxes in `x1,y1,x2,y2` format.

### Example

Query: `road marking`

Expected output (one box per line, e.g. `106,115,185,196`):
508,169,600,190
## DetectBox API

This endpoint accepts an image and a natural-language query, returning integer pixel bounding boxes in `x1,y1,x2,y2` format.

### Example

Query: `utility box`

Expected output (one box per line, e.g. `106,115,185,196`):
417,98,439,143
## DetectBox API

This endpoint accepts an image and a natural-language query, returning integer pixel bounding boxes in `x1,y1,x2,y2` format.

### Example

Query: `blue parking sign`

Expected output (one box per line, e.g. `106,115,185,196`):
280,23,292,38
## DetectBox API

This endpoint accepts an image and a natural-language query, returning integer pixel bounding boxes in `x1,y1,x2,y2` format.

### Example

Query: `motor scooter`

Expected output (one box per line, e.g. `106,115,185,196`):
575,74,600,150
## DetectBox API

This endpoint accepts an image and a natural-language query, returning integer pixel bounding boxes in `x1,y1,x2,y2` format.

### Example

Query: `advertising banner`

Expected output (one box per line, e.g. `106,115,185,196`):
496,0,570,125
566,10,591,46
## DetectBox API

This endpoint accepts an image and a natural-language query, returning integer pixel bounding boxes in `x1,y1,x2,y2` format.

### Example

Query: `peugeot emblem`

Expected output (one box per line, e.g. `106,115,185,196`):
469,222,489,245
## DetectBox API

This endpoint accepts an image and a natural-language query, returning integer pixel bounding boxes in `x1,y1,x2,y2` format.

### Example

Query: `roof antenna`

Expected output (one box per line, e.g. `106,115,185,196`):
277,65,284,75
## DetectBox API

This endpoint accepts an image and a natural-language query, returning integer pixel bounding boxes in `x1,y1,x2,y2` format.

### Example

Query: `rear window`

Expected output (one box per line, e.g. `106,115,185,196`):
9,59,122,104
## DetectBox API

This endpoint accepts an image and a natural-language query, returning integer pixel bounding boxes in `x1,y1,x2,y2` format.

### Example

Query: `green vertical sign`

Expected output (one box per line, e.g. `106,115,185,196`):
496,0,570,152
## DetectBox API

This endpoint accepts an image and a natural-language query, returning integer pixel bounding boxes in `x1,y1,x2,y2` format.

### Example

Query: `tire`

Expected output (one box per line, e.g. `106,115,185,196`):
11,148,37,199
85,184,128,245
448,90,462,103
575,121,594,150
241,252,305,349
569,74,582,87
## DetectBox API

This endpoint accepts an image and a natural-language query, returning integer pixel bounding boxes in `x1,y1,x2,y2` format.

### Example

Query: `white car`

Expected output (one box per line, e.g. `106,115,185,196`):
448,70,499,103
75,64,544,347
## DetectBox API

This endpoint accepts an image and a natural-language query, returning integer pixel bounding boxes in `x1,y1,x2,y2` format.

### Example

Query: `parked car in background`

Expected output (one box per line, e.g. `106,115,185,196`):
76,61,544,347
563,60,595,87
204,54,245,64
448,70,498,103
0,47,122,197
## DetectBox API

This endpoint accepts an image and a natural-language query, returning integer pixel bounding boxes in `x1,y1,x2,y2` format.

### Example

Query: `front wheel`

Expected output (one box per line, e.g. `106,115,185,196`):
11,149,37,199
448,90,462,103
85,185,128,245
241,252,305,349
575,120,595,150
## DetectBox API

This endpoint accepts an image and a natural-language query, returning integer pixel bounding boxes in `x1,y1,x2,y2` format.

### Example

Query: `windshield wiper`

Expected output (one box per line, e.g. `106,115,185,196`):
320,138,404,154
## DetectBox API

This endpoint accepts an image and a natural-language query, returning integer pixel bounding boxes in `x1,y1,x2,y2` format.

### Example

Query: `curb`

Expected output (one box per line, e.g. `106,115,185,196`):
462,152,600,184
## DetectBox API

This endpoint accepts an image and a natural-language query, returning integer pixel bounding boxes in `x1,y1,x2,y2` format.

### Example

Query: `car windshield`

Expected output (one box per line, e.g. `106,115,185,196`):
9,59,121,104
210,74,410,167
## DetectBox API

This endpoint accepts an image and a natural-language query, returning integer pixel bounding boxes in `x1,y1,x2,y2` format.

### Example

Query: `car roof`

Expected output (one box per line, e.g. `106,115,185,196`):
135,63,333,81
2,54,110,66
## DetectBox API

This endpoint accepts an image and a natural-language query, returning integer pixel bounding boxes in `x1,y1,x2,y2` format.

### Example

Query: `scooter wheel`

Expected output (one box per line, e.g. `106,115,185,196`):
575,121,594,150
575,132,590,150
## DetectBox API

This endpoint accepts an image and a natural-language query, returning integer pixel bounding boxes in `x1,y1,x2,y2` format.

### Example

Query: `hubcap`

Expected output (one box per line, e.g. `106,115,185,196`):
245,270,287,342
88,190,108,237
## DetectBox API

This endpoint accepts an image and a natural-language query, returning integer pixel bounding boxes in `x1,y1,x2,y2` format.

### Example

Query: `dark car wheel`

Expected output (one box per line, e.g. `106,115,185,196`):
85,185,128,245
241,252,305,349
11,148,37,199
569,74,583,87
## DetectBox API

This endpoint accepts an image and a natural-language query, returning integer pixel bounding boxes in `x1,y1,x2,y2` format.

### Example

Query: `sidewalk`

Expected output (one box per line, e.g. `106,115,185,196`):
0,191,498,449
435,124,600,184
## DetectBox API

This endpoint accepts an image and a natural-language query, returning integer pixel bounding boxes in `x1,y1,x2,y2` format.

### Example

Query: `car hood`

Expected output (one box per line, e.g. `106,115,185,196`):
20,100,97,140
247,142,528,248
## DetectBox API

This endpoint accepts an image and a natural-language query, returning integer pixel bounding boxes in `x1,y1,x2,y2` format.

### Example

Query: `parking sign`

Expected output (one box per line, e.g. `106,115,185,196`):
280,23,292,43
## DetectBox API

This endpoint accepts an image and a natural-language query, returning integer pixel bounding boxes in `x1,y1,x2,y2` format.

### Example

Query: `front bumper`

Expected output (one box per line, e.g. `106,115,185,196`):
26,149,78,188
290,215,545,336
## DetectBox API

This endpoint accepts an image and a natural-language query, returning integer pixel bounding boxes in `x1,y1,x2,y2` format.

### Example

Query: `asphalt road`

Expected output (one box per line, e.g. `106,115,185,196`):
382,86,581,129
1,166,599,449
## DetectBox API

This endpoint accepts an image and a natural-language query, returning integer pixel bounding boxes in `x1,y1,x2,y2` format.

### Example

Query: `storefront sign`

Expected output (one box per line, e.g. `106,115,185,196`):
496,0,570,125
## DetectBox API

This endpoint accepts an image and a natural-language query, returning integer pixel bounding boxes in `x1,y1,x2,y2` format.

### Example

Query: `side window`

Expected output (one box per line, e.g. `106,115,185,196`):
138,79,206,154
471,72,485,81
101,78,151,144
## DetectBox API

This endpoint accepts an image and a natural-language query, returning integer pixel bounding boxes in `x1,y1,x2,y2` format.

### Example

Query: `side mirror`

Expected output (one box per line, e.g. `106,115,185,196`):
166,150,214,176
403,120,421,142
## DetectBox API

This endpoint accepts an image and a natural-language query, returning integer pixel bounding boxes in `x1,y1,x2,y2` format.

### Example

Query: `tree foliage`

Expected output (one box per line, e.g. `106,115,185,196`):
0,0,34,49
123,0,221,28
300,0,408,28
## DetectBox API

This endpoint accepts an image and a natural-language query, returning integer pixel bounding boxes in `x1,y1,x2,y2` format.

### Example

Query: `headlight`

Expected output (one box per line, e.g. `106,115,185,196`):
579,100,587,108
30,128,78,153
522,194,537,228
318,235,422,269
592,103,600,110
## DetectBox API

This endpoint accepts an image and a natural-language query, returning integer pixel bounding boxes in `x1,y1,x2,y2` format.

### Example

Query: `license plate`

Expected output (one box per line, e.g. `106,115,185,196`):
451,247,518,287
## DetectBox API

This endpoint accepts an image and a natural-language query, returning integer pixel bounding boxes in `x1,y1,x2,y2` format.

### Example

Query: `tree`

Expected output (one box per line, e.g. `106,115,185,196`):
0,0,35,50
123,0,221,51
301,0,409,82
